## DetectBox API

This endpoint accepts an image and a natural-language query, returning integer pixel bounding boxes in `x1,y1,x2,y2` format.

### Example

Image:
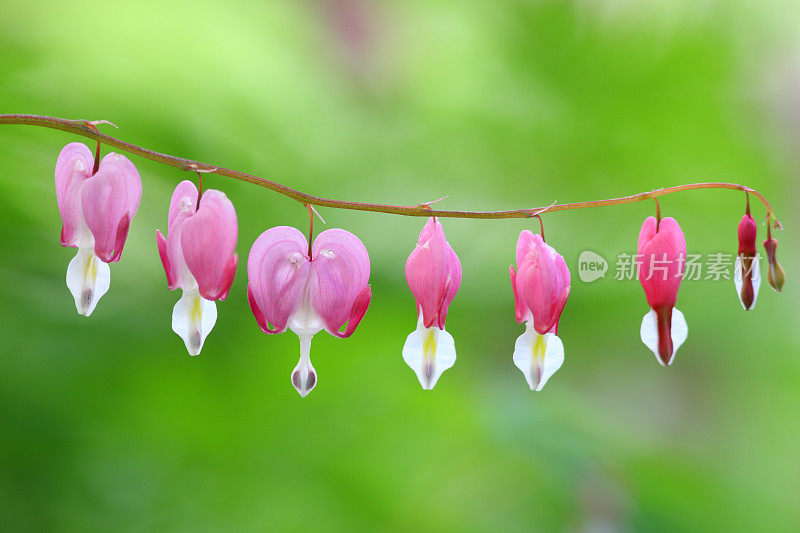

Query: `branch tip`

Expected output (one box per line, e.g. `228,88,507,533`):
308,204,326,225
420,195,449,207
87,119,118,129
528,201,556,218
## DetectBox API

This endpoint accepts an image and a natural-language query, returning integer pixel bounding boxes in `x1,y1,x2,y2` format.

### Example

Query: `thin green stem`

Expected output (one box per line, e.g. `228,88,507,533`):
0,114,781,227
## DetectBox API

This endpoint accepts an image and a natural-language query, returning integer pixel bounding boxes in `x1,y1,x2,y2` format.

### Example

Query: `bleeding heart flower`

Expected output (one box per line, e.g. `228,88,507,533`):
247,226,371,397
156,181,238,355
402,217,462,389
637,216,688,366
734,212,760,310
55,142,141,316
509,230,571,390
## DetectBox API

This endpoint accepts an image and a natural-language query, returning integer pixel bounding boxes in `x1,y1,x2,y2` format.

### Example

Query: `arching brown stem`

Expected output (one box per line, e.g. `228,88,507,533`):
0,114,782,227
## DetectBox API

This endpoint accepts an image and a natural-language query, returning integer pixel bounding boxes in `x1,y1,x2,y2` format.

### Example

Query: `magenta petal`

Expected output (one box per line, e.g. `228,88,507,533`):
60,226,72,248
214,253,238,301
331,285,372,338
247,226,311,334
55,143,93,247
167,180,198,228
405,218,461,329
637,216,686,309
509,265,528,324
550,286,570,335
156,229,177,289
437,243,462,329
81,163,131,262
737,213,757,256
405,218,446,327
310,228,371,335
248,283,280,334
165,222,187,288
637,216,658,256
158,182,199,290
515,230,535,271
110,213,130,263
515,233,571,335
100,152,142,219
180,190,238,301
417,216,438,243
312,228,371,286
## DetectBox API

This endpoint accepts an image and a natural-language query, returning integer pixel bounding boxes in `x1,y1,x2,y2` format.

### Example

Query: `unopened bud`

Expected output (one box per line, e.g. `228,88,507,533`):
735,213,759,310
763,237,785,292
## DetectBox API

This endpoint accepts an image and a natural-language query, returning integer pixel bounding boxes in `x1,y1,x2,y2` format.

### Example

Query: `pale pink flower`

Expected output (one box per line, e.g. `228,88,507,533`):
637,216,688,366
402,217,462,389
247,226,371,397
509,230,571,390
55,142,141,316
156,181,238,355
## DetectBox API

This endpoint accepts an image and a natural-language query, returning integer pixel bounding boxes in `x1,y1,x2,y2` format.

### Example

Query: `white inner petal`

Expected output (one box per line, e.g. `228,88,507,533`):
640,307,688,366
402,316,457,390
171,281,217,356
287,283,325,397
287,296,324,339
733,255,761,311
671,308,688,355
64,201,109,317
291,335,317,398
512,322,564,391
66,246,110,317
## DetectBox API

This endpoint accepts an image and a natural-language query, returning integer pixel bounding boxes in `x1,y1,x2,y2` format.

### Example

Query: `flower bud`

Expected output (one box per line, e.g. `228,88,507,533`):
763,237,785,292
734,213,759,310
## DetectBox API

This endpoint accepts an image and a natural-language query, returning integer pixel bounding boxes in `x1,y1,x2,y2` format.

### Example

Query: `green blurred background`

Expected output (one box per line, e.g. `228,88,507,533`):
1,1,798,531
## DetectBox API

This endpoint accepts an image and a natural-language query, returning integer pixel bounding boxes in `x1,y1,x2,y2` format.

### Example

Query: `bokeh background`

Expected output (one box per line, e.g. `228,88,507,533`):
1,1,798,531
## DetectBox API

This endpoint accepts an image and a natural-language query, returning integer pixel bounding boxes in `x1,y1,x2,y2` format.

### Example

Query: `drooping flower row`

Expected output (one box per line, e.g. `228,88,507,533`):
54,143,785,396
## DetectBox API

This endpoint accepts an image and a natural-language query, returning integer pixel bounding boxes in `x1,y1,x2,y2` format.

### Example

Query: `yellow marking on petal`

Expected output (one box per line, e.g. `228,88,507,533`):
532,333,546,361
84,253,98,284
423,328,437,362
530,333,547,388
191,294,203,326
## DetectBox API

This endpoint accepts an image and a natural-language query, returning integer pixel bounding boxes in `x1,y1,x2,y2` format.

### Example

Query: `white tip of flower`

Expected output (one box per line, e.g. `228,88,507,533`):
292,336,316,397
733,255,761,311
171,289,217,356
512,325,564,391
66,248,110,317
291,360,317,398
640,307,688,366
402,319,456,390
